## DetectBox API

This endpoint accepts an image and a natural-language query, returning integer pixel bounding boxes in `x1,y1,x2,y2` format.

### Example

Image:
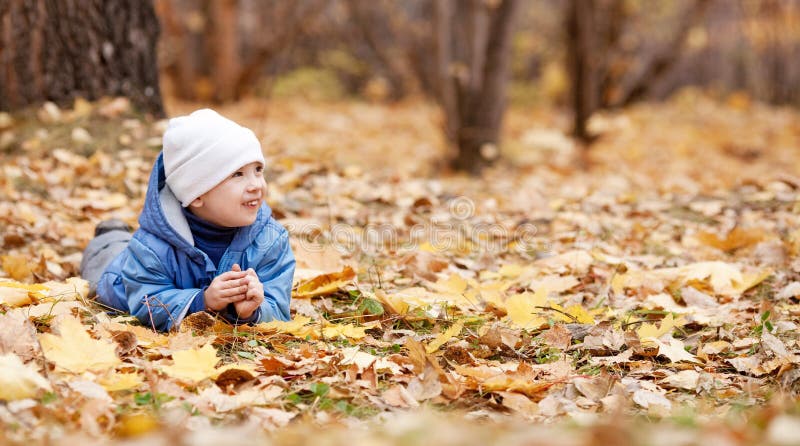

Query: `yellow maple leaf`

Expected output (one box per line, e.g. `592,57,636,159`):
504,291,549,329
39,315,121,373
0,281,48,306
474,281,511,307
730,268,773,295
258,316,375,340
322,323,369,340
0,278,89,308
678,262,743,294
258,316,312,334
0,353,51,400
293,266,355,298
426,320,464,353
375,289,409,315
636,313,680,340
390,285,480,312
98,371,143,392
550,303,595,324
433,274,468,294
160,343,220,382
611,268,671,295
480,264,526,281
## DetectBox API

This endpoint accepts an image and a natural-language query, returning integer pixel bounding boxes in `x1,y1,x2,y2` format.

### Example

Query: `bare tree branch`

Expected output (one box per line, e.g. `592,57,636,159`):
613,0,712,107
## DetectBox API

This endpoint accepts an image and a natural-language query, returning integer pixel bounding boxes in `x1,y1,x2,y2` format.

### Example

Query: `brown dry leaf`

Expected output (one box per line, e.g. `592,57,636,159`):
455,362,556,399
632,388,672,414
481,376,555,398
198,385,283,412
542,324,572,350
110,330,138,356
214,368,256,388
659,370,700,390
0,311,39,361
497,391,539,418
573,375,615,401
382,384,420,408
293,266,356,298
407,364,443,401
400,250,449,282
260,355,290,375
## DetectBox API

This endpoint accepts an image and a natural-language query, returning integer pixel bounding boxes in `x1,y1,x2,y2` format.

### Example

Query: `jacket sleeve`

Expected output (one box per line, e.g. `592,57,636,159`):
121,238,202,331
255,230,295,322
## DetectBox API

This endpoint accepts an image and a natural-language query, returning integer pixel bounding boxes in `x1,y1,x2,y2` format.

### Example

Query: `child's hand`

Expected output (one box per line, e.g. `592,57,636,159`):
204,269,248,311
231,265,264,320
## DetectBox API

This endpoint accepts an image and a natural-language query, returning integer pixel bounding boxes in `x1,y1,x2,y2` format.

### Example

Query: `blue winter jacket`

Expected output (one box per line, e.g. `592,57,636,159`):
95,153,295,331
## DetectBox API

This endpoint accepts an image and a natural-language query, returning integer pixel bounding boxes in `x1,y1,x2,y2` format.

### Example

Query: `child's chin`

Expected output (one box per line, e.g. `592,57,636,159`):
242,215,258,226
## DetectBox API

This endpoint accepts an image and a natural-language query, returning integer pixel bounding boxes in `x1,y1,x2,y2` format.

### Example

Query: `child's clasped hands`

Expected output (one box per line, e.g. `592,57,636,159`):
203,263,264,319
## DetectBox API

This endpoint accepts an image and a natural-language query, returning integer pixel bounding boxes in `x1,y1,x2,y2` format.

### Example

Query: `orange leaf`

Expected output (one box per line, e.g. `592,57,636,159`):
1,255,32,282
696,227,767,252
293,266,355,298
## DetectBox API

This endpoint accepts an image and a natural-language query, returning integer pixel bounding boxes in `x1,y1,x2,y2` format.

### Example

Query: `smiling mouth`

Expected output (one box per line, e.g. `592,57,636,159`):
244,200,260,208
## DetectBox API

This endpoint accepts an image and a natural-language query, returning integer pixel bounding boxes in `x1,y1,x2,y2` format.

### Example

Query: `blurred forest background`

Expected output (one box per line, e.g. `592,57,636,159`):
4,3,800,442
1,0,799,173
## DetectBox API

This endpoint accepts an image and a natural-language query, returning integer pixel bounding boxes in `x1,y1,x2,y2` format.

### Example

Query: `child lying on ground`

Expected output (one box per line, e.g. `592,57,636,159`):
80,109,295,331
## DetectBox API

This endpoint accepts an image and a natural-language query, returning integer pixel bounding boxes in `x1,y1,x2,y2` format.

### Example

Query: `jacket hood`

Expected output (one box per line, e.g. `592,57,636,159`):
138,153,273,263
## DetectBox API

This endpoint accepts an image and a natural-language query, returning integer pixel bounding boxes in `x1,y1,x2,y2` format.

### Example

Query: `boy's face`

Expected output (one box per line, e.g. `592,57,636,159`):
188,161,267,227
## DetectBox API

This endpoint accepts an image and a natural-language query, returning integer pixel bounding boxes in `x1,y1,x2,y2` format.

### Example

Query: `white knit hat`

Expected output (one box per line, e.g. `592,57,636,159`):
162,109,265,207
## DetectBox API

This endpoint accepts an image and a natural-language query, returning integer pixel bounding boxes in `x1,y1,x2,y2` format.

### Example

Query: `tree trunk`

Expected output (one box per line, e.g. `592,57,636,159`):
435,0,518,174
156,0,313,103
0,0,164,116
566,0,596,143
208,0,239,103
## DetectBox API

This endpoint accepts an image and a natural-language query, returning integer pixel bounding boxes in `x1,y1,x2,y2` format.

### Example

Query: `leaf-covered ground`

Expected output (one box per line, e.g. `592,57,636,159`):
1,92,800,444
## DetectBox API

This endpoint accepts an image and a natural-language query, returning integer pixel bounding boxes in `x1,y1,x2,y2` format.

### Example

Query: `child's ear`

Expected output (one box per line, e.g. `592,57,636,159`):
189,197,204,208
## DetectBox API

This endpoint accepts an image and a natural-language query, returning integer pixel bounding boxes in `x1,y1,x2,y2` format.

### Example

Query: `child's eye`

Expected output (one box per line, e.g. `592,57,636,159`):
256,166,264,173
232,171,243,178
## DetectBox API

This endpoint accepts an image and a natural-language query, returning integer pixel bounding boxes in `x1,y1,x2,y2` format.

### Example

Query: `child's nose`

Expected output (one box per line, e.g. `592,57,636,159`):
246,173,261,191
